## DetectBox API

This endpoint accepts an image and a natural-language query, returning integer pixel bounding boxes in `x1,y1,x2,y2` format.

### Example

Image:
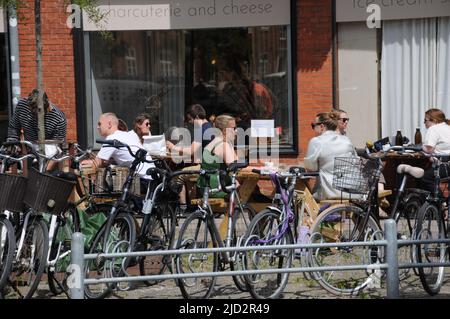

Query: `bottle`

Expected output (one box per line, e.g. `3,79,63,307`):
365,140,375,153
395,130,403,146
414,128,422,145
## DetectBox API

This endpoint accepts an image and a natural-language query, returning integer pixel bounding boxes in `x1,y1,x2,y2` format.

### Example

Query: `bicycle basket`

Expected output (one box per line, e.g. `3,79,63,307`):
332,156,380,195
0,173,27,212
95,167,141,196
23,168,75,214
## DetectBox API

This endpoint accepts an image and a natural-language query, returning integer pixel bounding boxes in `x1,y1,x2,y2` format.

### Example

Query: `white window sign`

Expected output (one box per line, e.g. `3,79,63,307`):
83,0,290,31
336,0,450,22
251,120,275,138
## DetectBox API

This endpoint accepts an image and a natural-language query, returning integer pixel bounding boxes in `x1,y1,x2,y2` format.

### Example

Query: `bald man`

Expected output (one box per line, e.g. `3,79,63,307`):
83,112,153,178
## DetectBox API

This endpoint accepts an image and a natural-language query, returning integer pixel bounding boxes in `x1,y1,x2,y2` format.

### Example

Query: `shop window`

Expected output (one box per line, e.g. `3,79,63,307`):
86,25,294,152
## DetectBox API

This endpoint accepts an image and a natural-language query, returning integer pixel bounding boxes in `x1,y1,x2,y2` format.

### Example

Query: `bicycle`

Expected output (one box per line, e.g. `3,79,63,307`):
308,145,426,295
173,162,256,299
84,138,156,299
0,150,33,296
414,153,450,295
1,140,73,299
132,160,181,286
240,166,318,299
45,143,117,296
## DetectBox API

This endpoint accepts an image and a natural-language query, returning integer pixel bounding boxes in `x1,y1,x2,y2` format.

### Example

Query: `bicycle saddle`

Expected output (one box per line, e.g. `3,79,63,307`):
397,164,424,179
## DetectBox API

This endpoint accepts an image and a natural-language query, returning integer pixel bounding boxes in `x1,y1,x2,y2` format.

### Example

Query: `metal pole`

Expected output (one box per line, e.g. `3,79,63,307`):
7,5,21,110
385,219,399,299
70,232,85,299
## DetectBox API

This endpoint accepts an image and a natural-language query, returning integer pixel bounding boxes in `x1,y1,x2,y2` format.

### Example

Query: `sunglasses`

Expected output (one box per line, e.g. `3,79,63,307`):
340,118,349,123
311,122,323,129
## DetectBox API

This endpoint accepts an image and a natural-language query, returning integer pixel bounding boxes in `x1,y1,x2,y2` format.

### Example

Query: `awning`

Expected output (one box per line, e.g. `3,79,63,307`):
83,0,290,31
337,0,450,22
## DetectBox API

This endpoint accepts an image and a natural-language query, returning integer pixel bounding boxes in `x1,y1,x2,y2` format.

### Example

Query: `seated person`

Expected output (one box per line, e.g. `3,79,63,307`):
197,114,239,198
129,113,151,145
420,108,450,193
81,112,154,191
304,111,357,201
166,104,214,212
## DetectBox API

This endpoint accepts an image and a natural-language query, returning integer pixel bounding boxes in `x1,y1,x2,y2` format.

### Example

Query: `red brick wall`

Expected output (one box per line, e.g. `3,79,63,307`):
18,0,77,142
281,0,333,164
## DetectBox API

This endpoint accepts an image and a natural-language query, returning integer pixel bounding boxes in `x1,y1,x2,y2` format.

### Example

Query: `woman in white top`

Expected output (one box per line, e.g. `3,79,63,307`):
129,113,151,145
421,108,450,192
304,111,357,201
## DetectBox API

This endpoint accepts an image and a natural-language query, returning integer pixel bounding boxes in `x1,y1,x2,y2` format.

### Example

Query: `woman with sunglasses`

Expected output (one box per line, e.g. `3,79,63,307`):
129,113,152,145
305,111,357,201
335,109,349,136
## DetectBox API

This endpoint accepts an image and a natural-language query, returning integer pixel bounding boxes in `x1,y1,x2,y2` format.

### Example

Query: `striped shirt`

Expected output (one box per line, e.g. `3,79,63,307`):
7,98,67,142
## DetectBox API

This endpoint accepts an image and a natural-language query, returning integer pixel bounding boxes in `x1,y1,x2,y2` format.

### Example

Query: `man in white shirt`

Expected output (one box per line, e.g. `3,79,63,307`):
82,112,153,180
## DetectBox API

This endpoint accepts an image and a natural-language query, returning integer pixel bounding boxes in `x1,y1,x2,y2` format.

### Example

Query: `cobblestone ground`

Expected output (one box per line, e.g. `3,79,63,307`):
28,260,450,300
6,215,450,300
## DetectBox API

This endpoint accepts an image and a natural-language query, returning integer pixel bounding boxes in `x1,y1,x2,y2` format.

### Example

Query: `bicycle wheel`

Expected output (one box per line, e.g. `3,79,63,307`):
415,202,446,296
174,210,218,299
230,203,256,292
84,211,136,299
308,204,383,296
48,203,112,295
242,208,293,299
139,203,177,286
0,216,16,291
396,194,422,279
9,216,49,299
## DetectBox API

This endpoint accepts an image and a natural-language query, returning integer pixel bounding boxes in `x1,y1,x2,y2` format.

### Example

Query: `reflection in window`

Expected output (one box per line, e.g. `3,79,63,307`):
191,26,293,149
87,25,293,150
125,47,137,77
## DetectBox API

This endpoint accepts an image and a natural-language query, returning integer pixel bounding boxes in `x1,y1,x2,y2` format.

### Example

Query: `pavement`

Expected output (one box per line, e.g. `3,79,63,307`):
25,259,450,300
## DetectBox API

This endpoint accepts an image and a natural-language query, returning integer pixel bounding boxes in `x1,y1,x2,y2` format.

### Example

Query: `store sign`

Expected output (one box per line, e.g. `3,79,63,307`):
83,0,290,31
0,9,5,33
336,0,450,22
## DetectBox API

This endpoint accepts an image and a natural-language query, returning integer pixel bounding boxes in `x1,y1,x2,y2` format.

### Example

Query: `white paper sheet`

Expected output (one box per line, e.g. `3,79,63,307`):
251,120,275,138
143,134,167,156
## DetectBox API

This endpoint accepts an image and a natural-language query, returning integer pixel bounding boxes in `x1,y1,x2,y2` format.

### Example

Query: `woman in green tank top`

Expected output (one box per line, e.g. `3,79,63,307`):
197,115,238,197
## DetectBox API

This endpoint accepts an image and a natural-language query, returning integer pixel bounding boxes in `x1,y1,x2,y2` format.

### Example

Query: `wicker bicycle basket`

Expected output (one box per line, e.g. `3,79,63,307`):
332,156,380,195
23,168,76,214
0,173,27,212
95,166,141,196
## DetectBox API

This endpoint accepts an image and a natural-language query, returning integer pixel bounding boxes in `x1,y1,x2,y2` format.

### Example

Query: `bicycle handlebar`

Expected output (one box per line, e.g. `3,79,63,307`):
96,139,154,164
2,140,65,161
251,168,319,179
0,153,36,163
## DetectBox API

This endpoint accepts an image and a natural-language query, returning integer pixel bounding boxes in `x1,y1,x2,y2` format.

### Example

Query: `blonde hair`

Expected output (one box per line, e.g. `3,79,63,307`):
425,108,450,125
214,114,235,133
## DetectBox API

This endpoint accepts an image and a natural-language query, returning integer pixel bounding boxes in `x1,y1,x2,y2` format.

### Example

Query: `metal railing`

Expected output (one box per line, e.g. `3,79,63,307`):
69,220,450,299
